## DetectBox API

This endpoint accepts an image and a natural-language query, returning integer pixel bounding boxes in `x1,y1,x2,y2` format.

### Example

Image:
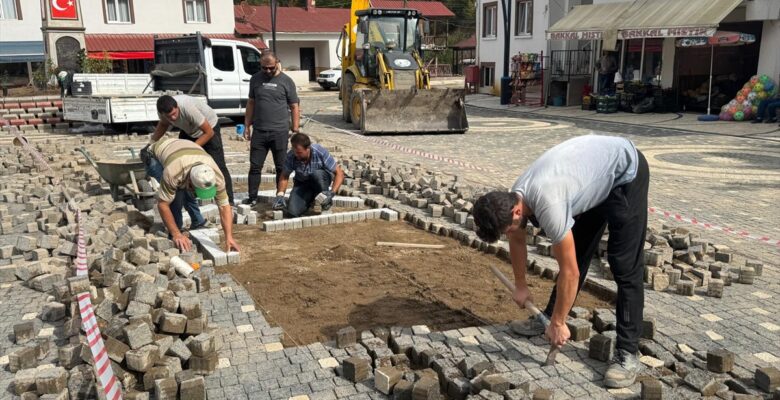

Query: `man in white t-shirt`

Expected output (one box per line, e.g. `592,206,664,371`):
473,134,649,389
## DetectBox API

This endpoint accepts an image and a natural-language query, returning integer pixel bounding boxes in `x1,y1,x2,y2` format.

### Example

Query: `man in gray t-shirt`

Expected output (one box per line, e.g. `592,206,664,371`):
243,51,300,205
150,94,234,205
473,135,649,389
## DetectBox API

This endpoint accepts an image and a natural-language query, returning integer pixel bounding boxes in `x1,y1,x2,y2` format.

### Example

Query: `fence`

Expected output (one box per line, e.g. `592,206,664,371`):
550,49,593,80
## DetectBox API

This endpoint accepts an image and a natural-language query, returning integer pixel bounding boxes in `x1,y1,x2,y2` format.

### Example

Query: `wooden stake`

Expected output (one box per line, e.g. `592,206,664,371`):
376,241,445,249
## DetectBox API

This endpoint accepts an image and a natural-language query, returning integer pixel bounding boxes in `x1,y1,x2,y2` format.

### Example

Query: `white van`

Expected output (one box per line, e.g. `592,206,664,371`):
63,33,263,129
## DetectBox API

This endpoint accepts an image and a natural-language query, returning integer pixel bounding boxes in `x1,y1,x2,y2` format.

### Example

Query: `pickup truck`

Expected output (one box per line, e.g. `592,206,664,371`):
63,33,263,129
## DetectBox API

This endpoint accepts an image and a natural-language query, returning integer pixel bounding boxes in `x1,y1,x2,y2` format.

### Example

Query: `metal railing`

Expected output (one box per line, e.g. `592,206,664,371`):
421,36,448,51
550,49,592,80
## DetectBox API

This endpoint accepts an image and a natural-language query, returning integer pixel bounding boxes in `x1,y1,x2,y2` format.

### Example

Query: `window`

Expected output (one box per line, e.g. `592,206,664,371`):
105,0,132,23
239,46,261,75
184,0,208,23
481,64,495,87
482,3,497,38
212,46,234,72
514,0,532,36
0,0,20,20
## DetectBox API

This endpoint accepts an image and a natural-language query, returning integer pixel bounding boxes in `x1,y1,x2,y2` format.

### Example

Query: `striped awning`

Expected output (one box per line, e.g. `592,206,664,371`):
0,41,45,63
546,3,631,40
616,0,743,39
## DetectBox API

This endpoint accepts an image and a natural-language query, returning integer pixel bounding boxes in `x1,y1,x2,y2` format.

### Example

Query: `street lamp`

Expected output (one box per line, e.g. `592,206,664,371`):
271,0,278,54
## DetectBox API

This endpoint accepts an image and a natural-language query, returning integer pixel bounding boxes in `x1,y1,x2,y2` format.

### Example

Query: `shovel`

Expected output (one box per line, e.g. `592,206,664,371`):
489,265,561,366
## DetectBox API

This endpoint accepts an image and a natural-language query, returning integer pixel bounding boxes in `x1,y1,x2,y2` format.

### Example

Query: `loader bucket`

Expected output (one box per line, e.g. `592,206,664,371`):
356,88,469,134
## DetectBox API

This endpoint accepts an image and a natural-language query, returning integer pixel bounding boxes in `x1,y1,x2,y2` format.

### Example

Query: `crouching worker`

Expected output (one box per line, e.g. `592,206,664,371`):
275,133,344,217
141,137,240,253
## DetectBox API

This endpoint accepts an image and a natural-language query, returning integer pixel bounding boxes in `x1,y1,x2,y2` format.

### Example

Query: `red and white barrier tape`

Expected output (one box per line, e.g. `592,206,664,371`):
75,210,123,399
648,207,780,247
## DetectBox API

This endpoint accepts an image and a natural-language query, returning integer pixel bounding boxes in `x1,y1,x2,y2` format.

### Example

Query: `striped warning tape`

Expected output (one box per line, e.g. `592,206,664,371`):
5,123,123,399
306,116,780,248
75,210,123,399
648,207,780,247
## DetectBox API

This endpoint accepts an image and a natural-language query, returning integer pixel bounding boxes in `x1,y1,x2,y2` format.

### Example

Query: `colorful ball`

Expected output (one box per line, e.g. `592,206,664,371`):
759,74,770,84
720,112,733,121
737,94,746,103
728,106,737,114
734,111,745,121
752,105,758,114
741,88,751,97
757,91,768,100
743,108,752,119
765,81,775,93
748,92,758,101
750,76,760,85
754,83,764,92
744,82,753,89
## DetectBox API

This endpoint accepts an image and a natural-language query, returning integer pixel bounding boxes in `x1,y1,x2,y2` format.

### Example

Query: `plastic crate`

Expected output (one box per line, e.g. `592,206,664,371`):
596,96,618,113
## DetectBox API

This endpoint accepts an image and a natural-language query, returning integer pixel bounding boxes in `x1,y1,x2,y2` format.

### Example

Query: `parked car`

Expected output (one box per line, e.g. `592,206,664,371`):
317,67,341,90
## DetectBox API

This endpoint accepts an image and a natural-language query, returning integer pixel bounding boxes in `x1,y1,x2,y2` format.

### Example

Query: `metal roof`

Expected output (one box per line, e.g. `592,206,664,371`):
85,34,267,53
546,3,632,40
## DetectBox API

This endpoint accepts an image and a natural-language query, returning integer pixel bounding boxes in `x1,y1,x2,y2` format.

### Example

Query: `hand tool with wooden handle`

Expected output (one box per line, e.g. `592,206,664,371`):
489,265,561,365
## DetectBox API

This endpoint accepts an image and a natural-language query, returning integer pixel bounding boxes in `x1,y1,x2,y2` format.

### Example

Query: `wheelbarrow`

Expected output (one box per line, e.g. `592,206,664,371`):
76,146,156,210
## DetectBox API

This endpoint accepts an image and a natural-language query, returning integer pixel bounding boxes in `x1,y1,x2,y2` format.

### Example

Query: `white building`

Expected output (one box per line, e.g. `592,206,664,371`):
475,0,780,108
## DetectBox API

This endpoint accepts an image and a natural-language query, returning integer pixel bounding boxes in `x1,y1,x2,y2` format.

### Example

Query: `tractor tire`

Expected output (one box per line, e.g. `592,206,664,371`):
350,91,365,131
342,73,356,123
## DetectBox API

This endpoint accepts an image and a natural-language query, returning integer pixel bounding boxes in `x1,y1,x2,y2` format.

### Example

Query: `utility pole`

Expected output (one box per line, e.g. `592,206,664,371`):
499,0,511,104
271,0,278,53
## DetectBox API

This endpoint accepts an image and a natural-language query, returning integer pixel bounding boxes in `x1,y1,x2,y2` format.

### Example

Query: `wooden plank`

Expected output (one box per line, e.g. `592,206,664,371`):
376,241,445,249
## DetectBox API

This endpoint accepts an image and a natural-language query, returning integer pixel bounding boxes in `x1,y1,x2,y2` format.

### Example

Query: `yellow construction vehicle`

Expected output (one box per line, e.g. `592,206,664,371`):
339,0,468,134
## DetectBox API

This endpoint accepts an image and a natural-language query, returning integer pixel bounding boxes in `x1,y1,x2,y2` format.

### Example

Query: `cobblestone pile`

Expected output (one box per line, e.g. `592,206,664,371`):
0,138,218,399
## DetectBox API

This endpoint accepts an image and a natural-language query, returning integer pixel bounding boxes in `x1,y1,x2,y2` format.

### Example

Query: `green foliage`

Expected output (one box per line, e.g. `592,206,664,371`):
32,58,58,89
80,50,113,74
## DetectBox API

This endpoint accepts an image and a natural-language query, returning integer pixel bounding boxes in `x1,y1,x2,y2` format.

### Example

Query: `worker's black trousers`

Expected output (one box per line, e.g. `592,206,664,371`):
179,123,234,204
247,131,287,201
543,150,649,354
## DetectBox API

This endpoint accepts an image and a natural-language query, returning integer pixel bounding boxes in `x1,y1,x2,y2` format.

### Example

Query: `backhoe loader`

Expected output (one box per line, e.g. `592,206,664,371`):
340,0,468,134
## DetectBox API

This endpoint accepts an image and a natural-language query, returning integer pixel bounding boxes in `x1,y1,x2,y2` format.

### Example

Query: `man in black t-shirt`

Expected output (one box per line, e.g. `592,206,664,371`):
243,51,300,206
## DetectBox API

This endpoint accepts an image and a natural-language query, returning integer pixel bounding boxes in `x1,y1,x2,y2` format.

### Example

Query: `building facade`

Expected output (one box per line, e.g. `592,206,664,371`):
475,0,780,107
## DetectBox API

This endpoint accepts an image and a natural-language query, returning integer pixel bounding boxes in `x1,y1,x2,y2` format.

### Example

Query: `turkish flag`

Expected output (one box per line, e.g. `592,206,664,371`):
51,0,78,19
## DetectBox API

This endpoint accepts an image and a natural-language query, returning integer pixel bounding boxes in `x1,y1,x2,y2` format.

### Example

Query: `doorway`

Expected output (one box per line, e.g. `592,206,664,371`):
300,48,316,81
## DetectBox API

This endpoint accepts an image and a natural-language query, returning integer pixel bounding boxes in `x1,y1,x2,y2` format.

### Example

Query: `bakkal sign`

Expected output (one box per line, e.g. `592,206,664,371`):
547,31,603,40
51,0,78,20
618,27,716,39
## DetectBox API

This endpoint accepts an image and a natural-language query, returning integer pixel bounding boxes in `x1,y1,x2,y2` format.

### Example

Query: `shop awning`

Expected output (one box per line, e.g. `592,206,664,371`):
88,51,155,60
0,41,45,63
617,0,743,39
546,3,632,40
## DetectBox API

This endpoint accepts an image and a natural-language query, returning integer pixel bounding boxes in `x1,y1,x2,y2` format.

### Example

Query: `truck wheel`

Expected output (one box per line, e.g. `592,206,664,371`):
336,79,341,91
350,91,364,131
342,74,355,123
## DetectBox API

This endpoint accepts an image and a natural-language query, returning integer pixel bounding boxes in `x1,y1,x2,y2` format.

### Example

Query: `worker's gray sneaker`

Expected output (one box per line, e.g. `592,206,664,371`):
604,349,640,388
509,317,545,337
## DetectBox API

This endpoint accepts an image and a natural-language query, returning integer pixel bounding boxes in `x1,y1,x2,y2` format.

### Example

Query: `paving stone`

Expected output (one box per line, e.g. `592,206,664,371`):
178,294,202,318
589,333,616,362
14,368,38,395
755,367,780,393
394,379,414,400
130,281,159,306
187,333,217,357
412,377,439,400
66,275,90,294
677,281,695,296
652,273,670,291
41,302,65,321
124,321,154,350
480,374,510,395
35,366,67,395
739,267,755,284
707,279,724,298
458,356,490,379
531,388,554,400
707,349,735,373
10,345,38,372
566,318,591,341
376,366,403,395
154,377,178,400
593,309,616,332
343,357,371,382
189,353,218,375
684,369,719,396
142,365,174,390
504,388,529,400
160,312,187,334
58,343,83,369
126,345,159,372
14,321,36,344
640,378,663,400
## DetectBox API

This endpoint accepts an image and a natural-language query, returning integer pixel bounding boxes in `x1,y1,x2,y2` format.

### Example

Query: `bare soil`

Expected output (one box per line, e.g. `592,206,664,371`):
221,220,611,346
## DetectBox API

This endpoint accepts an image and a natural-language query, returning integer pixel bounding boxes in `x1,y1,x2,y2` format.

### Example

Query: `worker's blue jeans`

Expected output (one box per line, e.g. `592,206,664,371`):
756,99,780,121
287,169,332,217
145,157,205,230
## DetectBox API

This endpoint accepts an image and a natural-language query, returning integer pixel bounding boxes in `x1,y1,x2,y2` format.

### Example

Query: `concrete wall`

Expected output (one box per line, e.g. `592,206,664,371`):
0,0,45,42
271,33,341,78
81,0,235,34
757,20,780,80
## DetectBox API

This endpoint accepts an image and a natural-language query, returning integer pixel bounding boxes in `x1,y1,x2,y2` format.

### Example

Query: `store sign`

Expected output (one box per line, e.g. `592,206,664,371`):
618,27,716,39
50,0,78,20
546,31,604,40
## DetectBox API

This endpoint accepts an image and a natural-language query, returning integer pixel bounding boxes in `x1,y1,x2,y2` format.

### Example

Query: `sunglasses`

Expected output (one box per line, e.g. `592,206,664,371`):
261,65,276,71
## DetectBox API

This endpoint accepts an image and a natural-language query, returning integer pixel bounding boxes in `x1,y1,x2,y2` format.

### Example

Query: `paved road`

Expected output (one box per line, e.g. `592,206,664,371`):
298,91,780,264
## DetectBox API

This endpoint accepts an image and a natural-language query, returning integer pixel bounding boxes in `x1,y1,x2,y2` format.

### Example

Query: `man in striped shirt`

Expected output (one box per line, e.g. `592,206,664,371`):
149,137,240,252
276,133,344,217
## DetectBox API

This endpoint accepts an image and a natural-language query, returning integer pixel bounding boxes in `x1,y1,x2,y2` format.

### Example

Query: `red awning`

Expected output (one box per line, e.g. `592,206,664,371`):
88,51,154,60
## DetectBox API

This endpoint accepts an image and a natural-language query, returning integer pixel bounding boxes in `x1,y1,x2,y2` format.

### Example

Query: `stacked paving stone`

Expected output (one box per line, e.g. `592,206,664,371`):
0,96,68,133
0,141,217,399
333,324,572,400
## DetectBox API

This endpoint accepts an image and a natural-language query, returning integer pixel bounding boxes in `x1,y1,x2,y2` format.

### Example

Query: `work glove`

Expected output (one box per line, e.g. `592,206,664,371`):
139,144,152,166
272,195,286,210
320,190,334,210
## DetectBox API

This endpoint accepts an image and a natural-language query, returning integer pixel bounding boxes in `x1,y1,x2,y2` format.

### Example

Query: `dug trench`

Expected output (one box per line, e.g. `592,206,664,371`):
218,220,612,347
